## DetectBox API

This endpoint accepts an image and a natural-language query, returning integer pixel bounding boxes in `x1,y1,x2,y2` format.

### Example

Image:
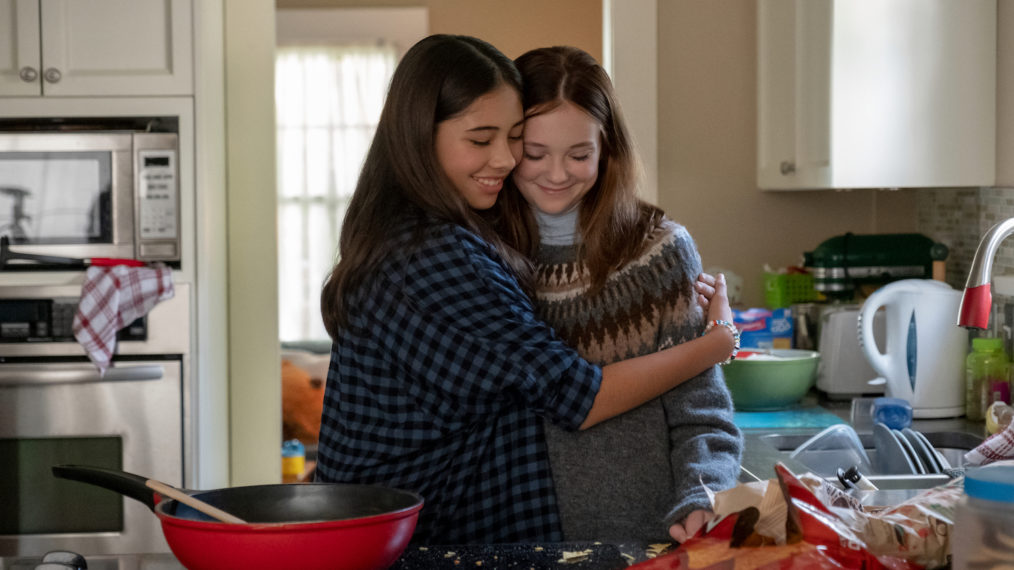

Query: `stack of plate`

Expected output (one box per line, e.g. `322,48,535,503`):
872,422,952,475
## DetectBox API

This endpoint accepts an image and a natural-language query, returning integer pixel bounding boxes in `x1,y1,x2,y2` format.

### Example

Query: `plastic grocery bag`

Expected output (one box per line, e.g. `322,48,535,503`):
629,463,955,569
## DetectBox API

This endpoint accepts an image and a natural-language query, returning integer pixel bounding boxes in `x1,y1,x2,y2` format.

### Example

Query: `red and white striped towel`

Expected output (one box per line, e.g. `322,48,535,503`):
73,263,174,375
964,421,1014,466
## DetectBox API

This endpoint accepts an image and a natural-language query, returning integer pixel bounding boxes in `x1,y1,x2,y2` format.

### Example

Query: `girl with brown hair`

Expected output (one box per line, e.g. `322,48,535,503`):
503,45,743,543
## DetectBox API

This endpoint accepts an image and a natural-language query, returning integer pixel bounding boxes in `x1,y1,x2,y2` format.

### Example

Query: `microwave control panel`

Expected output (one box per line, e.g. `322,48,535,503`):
0,298,146,343
137,149,179,242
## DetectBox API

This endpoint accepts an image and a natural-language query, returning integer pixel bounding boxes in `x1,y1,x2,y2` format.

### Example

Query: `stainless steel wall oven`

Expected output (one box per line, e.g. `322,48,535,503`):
0,283,190,557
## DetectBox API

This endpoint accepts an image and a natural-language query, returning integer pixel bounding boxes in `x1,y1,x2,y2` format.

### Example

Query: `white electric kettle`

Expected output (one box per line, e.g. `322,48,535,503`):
858,279,968,418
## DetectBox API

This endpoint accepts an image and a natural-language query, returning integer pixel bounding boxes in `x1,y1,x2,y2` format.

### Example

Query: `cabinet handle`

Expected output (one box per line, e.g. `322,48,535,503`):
43,67,62,84
0,363,164,386
780,161,796,175
18,66,38,83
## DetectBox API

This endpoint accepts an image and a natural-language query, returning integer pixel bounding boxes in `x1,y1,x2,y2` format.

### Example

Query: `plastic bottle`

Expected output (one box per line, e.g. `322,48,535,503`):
986,401,1014,435
951,464,1014,568
281,439,305,483
964,337,1010,421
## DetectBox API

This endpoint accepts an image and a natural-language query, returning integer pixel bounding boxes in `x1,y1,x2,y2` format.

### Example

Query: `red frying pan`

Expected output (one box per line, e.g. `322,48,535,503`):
52,465,423,570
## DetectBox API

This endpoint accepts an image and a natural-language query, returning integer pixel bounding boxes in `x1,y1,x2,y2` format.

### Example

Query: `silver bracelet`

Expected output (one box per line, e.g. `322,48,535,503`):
704,319,740,365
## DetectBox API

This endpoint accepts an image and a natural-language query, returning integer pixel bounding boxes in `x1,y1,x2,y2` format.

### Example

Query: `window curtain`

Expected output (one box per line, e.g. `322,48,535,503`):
275,44,397,341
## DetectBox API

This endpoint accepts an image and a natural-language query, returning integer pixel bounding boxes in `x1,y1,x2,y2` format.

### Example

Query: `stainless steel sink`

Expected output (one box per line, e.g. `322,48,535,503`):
757,430,980,473
739,428,983,506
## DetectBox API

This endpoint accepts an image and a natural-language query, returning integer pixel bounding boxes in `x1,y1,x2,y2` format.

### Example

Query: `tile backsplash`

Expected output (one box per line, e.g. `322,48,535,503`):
918,186,1014,345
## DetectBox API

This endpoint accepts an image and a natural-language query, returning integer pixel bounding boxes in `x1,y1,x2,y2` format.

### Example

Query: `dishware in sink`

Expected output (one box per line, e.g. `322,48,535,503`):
893,428,927,474
872,422,917,475
788,424,873,477
722,349,819,410
901,428,944,474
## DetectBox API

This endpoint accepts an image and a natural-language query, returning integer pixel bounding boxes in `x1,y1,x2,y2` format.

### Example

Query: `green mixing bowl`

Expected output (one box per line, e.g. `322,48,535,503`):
722,349,820,411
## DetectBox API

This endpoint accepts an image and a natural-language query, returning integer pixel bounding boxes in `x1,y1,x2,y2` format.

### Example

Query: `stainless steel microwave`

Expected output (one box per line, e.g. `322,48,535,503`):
0,123,180,267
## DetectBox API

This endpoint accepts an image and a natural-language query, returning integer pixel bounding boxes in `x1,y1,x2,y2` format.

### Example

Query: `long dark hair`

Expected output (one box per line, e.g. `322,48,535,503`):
503,46,665,294
321,35,533,340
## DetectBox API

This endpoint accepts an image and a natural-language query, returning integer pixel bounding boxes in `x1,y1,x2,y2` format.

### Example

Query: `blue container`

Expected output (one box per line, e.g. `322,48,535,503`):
872,397,913,429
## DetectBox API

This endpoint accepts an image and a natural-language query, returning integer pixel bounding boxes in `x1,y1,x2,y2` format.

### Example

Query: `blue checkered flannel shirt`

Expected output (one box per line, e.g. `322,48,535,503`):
315,221,603,544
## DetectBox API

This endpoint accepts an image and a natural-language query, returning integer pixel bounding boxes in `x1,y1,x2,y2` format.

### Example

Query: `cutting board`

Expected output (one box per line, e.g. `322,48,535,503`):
735,407,845,430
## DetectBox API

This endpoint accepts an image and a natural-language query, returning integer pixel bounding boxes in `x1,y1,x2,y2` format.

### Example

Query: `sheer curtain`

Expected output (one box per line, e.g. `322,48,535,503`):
275,44,397,342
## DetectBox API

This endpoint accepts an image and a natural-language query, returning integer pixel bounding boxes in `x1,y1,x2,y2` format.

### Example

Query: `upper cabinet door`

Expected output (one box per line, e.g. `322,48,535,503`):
757,0,996,190
0,0,43,96
38,0,193,96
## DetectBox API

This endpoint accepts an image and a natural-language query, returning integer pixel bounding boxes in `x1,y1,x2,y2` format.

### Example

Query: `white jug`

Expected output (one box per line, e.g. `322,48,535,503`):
858,279,969,418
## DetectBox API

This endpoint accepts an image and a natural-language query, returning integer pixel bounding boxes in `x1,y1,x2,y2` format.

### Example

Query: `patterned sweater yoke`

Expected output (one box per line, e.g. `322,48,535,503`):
535,218,698,365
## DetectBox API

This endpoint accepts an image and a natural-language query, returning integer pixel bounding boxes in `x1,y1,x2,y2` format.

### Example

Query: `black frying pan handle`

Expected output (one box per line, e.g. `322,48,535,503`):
52,464,157,511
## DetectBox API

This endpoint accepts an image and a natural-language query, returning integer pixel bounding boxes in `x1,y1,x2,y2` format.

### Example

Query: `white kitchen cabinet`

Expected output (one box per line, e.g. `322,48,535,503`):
757,0,996,190
0,0,192,97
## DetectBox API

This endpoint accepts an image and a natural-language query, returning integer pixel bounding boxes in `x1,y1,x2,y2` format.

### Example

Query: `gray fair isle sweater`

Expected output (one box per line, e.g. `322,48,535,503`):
534,211,743,543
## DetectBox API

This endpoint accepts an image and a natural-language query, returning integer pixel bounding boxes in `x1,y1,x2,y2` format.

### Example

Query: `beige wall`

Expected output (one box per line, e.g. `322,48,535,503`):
999,0,1014,186
657,2,919,307
275,0,602,61
225,0,281,485
275,1,1013,310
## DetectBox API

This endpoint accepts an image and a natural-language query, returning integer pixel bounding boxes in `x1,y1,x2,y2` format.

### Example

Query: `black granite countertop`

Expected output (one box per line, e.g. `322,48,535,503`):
1,542,671,570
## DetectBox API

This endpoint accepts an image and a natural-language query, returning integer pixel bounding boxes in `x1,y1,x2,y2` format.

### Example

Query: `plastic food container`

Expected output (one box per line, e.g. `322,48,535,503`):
787,424,874,477
951,464,1014,568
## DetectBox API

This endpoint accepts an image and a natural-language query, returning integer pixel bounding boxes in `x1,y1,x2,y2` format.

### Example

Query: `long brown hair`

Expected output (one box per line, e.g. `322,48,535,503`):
321,35,533,339
505,46,665,294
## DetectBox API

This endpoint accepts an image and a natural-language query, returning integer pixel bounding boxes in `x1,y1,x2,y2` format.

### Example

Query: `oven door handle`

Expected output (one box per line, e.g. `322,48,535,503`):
0,363,165,386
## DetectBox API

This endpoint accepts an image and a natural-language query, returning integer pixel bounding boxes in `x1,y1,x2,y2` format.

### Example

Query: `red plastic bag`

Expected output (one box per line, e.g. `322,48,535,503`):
630,464,923,569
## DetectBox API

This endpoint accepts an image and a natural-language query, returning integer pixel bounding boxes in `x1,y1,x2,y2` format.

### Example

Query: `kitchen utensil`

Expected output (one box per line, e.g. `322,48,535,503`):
0,236,146,269
816,305,885,399
143,479,246,524
52,465,423,570
872,422,916,475
721,349,819,410
788,424,873,477
836,465,878,491
858,279,968,418
789,302,823,350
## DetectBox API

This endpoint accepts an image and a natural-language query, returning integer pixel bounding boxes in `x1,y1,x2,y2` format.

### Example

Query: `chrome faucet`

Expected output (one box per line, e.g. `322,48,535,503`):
959,217,1014,329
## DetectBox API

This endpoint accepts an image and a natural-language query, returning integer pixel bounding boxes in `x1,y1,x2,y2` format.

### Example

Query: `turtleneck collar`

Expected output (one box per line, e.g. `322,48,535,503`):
533,205,580,246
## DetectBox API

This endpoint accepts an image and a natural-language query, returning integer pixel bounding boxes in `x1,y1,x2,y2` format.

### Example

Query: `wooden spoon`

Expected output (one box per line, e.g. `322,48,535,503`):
145,479,248,524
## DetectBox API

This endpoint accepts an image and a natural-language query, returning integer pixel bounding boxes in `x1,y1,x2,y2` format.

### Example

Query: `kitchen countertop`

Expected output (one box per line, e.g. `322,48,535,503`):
4,394,986,570
0,542,669,570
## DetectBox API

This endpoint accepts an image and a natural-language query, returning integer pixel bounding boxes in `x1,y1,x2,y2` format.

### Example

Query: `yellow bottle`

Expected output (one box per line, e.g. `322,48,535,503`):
281,439,305,483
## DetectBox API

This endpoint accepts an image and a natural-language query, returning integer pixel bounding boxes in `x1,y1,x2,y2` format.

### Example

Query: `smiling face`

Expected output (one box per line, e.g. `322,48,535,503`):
513,101,603,215
434,84,524,210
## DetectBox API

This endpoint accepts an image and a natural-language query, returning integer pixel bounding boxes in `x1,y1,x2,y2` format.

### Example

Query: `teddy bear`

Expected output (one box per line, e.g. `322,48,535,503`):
282,358,325,445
